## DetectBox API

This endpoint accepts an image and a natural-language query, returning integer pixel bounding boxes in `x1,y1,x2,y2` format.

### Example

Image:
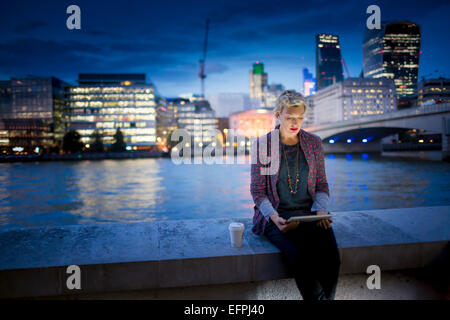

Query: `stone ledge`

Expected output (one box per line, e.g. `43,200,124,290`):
0,206,449,298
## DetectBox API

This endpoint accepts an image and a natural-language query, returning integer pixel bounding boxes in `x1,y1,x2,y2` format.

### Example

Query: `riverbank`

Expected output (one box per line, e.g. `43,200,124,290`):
0,150,168,162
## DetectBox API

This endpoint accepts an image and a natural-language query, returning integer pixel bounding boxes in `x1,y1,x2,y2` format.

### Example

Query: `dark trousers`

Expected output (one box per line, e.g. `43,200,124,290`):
264,219,341,300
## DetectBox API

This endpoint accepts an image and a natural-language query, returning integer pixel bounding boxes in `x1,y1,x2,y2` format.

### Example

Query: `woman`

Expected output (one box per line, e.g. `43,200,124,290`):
250,90,341,300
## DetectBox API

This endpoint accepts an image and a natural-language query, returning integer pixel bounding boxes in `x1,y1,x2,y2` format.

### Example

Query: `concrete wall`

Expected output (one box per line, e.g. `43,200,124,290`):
1,206,449,299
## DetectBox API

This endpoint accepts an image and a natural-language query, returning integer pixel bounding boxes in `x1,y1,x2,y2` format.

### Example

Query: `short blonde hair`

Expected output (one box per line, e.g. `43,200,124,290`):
274,90,307,116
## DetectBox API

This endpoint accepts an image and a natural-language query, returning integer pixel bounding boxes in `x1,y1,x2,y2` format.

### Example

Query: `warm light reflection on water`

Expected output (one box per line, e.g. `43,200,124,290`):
0,154,449,231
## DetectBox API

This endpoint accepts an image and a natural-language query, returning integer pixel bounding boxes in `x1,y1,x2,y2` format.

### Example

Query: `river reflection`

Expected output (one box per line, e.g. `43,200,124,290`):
0,153,449,231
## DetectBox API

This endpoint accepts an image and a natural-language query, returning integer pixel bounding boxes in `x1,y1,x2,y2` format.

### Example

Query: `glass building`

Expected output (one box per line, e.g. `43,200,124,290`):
176,99,218,148
66,74,158,150
363,21,421,98
0,76,69,153
316,34,344,90
156,97,183,150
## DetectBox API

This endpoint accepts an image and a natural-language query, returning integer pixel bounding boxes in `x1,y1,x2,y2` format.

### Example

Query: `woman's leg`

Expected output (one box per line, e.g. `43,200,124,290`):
294,223,341,300
263,220,326,300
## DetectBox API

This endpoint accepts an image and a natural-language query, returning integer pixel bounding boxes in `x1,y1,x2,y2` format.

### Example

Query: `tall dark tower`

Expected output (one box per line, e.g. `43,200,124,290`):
363,21,421,98
316,34,344,90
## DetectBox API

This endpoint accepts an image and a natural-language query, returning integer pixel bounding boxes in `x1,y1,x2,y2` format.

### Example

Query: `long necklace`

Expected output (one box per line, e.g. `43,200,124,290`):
282,143,300,194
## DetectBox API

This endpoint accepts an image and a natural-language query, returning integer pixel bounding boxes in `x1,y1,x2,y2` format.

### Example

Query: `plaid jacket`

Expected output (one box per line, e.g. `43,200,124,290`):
250,124,330,236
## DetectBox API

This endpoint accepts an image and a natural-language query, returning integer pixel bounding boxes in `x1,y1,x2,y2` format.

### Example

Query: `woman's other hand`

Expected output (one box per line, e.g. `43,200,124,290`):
270,214,299,233
316,210,332,229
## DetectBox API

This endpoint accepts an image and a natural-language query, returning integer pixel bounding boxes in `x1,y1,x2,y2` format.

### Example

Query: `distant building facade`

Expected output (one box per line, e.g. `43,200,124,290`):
0,76,69,153
263,83,285,109
363,21,421,98
303,68,316,97
177,99,219,148
416,78,450,106
312,78,396,125
229,109,275,139
66,73,158,150
249,61,268,108
207,92,251,118
316,34,344,90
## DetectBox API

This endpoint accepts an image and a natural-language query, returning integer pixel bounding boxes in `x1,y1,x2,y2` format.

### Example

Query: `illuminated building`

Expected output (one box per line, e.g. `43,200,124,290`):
316,34,344,90
303,96,315,128
177,99,219,148
303,68,316,96
263,83,285,109
363,21,421,98
0,76,69,152
156,97,184,149
229,109,275,139
311,78,396,125
249,61,268,108
66,74,158,150
416,78,450,106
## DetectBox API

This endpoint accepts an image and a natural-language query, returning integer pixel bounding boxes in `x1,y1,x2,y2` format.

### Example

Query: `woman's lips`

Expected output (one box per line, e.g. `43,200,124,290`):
290,128,298,131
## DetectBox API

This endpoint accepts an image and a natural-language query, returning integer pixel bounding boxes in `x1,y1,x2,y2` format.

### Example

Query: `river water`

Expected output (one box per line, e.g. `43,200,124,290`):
0,153,449,231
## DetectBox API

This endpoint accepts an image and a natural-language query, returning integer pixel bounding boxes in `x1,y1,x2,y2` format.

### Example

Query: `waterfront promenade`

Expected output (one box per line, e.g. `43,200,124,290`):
1,206,448,299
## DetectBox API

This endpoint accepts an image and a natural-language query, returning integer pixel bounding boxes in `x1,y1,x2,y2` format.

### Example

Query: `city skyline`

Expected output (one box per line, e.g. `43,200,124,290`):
0,0,449,97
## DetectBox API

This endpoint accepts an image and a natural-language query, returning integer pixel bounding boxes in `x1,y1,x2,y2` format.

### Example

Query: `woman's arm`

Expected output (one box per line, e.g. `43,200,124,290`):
311,136,330,212
250,139,278,221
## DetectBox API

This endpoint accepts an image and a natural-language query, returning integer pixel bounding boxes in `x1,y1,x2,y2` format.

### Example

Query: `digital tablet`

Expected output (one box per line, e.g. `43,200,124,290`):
286,214,334,223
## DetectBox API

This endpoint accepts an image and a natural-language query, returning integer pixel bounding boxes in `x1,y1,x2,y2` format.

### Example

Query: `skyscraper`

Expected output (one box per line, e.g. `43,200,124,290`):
249,61,268,107
303,68,316,96
316,34,344,90
363,21,421,98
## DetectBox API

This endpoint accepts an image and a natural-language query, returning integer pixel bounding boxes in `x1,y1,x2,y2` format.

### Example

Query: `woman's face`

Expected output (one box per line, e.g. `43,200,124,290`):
276,105,305,138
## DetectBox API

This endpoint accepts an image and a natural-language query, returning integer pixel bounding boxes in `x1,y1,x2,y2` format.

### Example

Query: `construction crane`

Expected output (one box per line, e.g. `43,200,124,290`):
198,18,210,99
341,57,350,79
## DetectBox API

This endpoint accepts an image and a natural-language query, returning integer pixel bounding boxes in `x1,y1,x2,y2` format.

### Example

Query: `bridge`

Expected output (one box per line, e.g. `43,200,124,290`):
304,103,450,160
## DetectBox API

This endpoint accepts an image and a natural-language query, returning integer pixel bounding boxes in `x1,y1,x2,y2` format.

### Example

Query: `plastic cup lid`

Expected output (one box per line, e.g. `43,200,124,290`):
229,222,244,230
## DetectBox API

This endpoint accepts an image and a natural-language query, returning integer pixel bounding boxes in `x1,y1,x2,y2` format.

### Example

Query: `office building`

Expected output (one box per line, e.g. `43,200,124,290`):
316,34,344,90
303,96,315,128
363,21,421,98
0,76,69,152
416,77,450,106
66,73,158,150
312,78,396,125
156,97,183,150
263,83,285,109
249,61,268,108
303,68,316,96
177,99,219,148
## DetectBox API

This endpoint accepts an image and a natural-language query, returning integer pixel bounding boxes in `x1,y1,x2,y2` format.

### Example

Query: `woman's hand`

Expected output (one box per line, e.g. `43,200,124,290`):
270,214,299,233
316,210,332,229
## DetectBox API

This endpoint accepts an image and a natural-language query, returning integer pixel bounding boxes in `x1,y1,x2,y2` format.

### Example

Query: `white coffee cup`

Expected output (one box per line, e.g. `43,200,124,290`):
228,222,245,248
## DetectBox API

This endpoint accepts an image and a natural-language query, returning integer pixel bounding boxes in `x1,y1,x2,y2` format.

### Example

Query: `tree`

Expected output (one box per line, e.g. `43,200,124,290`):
90,130,104,153
63,130,83,153
110,128,126,152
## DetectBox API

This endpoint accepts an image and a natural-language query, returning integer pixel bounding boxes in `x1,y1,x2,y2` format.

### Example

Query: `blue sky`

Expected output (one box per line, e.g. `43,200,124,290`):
0,0,449,97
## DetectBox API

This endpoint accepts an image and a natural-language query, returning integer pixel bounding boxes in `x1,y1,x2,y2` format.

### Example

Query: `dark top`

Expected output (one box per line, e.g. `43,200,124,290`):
276,141,313,219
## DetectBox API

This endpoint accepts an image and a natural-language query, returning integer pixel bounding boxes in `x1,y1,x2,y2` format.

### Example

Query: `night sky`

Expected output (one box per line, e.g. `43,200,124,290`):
0,0,449,97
